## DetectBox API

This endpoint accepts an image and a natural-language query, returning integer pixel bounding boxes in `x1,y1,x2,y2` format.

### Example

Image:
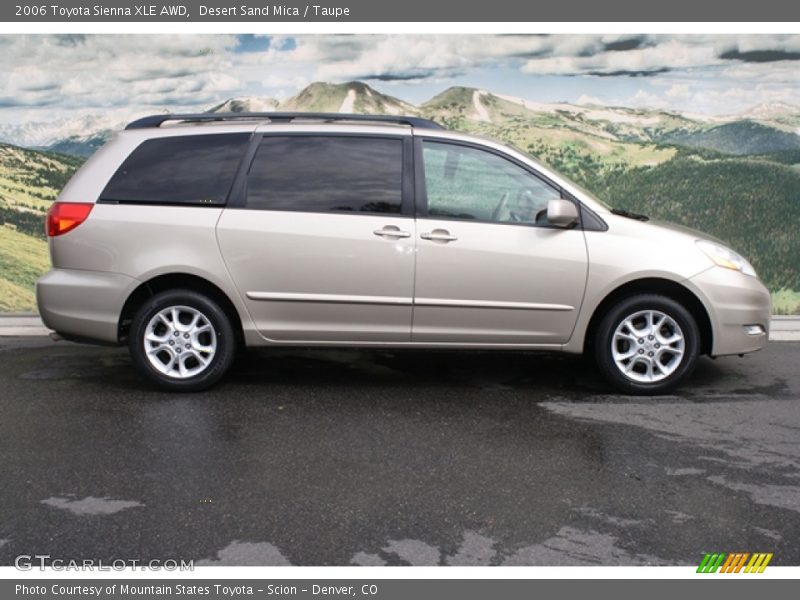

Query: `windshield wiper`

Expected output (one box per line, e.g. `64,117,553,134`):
611,208,649,222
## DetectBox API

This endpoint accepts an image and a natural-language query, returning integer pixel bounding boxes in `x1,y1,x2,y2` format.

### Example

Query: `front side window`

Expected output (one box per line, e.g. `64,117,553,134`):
422,141,562,225
246,136,403,214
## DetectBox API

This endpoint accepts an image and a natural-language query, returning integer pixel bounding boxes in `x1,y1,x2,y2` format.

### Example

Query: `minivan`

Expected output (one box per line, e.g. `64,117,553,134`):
37,112,771,394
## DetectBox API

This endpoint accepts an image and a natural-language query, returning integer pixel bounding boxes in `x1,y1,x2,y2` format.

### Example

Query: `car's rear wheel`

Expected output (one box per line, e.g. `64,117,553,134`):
129,289,235,392
594,294,700,395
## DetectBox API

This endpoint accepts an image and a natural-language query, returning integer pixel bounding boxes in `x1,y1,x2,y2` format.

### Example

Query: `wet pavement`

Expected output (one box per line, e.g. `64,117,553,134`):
0,337,798,566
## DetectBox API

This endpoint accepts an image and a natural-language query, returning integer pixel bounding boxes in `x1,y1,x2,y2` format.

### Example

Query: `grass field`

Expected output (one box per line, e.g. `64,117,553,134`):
771,288,800,315
0,224,49,311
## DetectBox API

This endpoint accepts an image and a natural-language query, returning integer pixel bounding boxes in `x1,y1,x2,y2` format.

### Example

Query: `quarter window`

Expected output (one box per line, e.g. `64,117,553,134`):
101,133,249,205
246,136,403,214
422,141,562,225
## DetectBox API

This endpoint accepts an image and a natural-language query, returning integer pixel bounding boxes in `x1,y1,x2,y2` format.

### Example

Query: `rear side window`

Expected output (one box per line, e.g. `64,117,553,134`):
246,136,403,214
100,133,250,205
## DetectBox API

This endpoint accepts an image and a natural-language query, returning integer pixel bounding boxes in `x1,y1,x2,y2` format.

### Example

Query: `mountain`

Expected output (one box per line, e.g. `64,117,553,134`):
422,87,514,123
280,81,418,115
421,86,701,138
0,113,127,152
27,82,417,157
2,81,800,311
660,120,800,155
733,102,800,128
420,86,800,158
43,131,113,157
208,96,280,113
15,82,800,160
420,86,679,175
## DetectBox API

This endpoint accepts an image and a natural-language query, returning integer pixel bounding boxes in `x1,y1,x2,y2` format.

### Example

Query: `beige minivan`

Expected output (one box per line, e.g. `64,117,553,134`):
36,113,771,394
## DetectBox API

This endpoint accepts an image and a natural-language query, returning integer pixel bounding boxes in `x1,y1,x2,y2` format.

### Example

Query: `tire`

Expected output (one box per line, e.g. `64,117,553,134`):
129,289,236,392
593,294,700,395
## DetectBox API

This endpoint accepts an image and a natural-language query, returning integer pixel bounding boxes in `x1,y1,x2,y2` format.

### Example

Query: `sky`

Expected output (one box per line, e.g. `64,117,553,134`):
1,33,800,128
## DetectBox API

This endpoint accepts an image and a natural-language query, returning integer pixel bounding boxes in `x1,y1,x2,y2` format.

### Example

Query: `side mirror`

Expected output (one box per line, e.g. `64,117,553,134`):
547,198,579,228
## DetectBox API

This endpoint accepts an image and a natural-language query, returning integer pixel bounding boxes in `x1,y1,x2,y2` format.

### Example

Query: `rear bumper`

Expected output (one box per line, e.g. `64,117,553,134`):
686,267,771,356
36,268,139,344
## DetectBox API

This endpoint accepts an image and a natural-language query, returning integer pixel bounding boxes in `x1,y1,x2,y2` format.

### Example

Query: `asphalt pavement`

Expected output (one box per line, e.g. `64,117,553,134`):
0,335,798,566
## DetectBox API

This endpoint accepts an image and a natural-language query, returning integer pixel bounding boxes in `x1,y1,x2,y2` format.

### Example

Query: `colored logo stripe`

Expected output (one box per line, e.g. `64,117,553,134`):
745,553,773,573
697,552,772,573
697,553,726,573
720,553,749,573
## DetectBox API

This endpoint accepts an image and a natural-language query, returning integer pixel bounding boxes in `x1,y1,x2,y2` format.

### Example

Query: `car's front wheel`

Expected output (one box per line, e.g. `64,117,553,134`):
129,289,236,392
594,294,700,395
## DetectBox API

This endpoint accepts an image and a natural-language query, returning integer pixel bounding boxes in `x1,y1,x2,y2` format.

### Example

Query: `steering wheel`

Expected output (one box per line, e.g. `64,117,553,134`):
490,191,510,221
508,190,536,223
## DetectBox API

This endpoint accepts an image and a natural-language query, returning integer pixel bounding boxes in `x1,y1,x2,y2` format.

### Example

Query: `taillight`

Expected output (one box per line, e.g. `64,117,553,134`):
46,202,94,237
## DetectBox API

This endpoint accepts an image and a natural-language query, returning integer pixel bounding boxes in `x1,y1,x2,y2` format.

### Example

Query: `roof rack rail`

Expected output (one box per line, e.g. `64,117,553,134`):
125,112,445,131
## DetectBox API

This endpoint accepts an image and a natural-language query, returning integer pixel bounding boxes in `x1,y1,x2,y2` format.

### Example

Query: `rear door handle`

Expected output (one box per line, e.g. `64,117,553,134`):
373,226,411,239
421,229,458,243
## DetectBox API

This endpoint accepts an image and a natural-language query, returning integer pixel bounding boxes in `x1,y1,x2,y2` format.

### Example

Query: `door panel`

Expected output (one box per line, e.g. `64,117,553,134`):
413,219,587,344
412,140,588,344
217,211,415,342
216,134,415,343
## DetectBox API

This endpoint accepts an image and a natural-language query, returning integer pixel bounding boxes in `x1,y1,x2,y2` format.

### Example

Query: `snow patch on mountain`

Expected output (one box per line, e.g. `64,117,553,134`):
472,90,491,123
209,97,279,113
495,93,564,113
383,103,400,115
339,89,356,113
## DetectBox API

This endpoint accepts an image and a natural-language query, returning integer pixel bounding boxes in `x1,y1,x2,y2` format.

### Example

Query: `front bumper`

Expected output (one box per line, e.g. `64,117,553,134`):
686,266,771,356
36,268,139,345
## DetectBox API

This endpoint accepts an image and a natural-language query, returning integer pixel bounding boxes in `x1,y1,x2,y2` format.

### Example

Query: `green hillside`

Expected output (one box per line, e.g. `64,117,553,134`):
0,225,50,311
660,120,800,155
0,143,83,210
589,152,800,290
0,143,83,311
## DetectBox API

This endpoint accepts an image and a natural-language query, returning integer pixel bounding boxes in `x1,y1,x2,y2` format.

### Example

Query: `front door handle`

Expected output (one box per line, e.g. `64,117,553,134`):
421,229,458,243
373,226,411,239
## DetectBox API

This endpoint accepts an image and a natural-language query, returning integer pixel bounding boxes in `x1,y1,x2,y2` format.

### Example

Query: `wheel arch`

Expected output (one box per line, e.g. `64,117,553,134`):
118,272,245,346
583,277,713,356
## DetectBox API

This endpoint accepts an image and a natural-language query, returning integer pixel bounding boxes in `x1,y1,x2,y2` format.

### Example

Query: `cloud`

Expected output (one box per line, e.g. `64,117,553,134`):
665,84,690,98
602,37,650,52
586,68,669,77
0,35,241,111
719,49,800,62
520,39,719,76
719,62,800,83
355,71,437,82
631,90,670,109
266,35,540,82
2,34,800,122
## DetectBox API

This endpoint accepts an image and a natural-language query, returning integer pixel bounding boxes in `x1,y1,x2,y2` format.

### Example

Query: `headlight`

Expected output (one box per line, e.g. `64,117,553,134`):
696,240,757,277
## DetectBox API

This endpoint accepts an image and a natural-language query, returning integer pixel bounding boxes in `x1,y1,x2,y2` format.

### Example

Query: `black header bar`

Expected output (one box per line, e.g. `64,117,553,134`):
3,0,799,22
